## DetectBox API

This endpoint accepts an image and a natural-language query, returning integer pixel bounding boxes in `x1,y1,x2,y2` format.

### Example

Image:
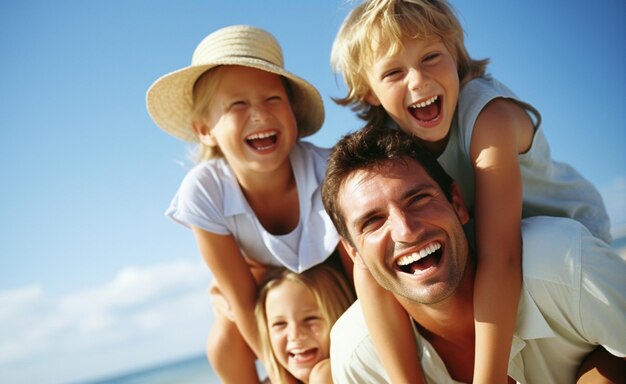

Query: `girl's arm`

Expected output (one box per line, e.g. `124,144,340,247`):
191,226,265,364
309,358,332,384
469,98,534,383
354,260,426,384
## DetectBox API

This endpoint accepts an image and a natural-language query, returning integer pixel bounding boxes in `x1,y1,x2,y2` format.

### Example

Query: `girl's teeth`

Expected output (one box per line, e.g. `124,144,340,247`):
247,131,276,140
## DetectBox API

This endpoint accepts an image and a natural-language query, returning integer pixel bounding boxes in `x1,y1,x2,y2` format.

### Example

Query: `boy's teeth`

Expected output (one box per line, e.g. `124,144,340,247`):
397,242,441,266
410,95,438,109
247,131,276,140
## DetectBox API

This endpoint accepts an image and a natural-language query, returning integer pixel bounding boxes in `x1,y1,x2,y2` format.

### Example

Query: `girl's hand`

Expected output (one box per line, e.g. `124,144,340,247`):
309,359,332,384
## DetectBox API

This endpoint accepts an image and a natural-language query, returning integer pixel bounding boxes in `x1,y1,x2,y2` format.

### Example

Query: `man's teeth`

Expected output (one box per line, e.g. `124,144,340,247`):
246,131,276,140
397,242,441,266
409,95,438,109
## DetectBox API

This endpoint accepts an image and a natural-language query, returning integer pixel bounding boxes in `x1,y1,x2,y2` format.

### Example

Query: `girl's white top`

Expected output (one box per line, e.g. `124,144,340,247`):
166,141,340,272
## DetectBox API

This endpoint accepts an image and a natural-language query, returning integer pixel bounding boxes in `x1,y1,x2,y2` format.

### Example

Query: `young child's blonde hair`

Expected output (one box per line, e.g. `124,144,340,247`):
255,265,355,383
331,0,489,126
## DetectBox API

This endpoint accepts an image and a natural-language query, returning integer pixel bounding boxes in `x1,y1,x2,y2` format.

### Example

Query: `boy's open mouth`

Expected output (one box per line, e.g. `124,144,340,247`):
408,95,441,122
245,131,277,151
395,242,442,274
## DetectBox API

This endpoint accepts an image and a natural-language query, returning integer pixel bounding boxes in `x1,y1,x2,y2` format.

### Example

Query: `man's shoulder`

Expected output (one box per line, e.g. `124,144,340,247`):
330,301,390,383
330,300,370,358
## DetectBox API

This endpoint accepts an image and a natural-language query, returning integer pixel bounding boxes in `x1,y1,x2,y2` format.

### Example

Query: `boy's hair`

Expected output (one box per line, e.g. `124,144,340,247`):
255,265,355,383
191,66,295,162
331,0,489,126
321,125,454,246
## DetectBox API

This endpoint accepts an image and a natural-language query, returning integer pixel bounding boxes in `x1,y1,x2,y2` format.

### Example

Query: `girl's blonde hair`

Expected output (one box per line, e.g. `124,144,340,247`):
190,66,296,163
331,0,489,126
255,264,355,383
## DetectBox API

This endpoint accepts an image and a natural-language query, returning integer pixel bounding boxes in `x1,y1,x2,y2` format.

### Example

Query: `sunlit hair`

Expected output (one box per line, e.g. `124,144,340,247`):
191,66,227,162
322,124,454,247
191,66,296,163
255,265,355,383
331,0,489,127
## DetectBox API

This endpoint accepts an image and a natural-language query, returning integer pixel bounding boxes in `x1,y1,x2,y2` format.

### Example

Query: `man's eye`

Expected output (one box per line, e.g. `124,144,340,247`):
361,216,384,232
408,193,430,207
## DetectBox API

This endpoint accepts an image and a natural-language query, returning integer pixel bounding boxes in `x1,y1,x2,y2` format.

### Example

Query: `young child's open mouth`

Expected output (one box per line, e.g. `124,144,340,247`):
289,347,319,363
408,95,441,123
395,242,442,274
245,130,278,151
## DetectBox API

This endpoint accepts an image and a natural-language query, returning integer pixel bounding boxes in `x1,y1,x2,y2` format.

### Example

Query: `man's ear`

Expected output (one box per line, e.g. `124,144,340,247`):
450,181,470,225
192,121,217,147
364,90,381,106
340,238,367,270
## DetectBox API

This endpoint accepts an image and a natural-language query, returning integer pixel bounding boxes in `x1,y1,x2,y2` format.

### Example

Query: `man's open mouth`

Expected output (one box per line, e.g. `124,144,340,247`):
395,242,442,274
408,95,441,122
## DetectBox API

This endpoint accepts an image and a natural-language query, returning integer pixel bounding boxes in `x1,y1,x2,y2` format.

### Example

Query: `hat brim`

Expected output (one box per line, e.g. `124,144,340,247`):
146,60,324,142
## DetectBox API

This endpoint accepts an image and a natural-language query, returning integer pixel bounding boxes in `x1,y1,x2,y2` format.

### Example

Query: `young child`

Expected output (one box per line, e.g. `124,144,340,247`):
146,25,351,383
330,1,612,383
256,264,356,384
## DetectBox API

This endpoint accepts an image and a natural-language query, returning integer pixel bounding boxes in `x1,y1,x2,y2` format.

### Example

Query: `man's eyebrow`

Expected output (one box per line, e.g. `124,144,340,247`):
349,183,434,229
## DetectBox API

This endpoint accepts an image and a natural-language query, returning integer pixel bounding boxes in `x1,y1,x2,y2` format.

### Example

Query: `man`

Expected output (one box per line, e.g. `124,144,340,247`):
321,126,626,383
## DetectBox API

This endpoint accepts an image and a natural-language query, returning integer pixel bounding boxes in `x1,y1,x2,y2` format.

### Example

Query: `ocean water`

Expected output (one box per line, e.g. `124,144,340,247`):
86,355,219,384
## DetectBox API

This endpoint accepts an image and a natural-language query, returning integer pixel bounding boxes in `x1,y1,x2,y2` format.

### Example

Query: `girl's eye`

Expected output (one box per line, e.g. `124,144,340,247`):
267,95,282,102
229,100,247,109
271,321,287,329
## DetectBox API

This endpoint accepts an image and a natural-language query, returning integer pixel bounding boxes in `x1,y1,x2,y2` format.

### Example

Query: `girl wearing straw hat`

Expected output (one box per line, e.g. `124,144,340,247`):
146,25,352,383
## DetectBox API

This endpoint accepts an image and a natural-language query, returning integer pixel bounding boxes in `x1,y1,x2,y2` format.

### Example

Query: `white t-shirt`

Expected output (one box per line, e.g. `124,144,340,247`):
330,217,626,383
166,141,340,273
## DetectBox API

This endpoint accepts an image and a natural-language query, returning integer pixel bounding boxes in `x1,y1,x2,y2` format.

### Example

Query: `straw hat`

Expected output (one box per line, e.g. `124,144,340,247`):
146,25,325,142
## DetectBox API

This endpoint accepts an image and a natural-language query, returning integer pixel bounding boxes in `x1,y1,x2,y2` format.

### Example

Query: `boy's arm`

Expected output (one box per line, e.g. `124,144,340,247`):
354,263,426,384
576,346,626,384
469,98,533,383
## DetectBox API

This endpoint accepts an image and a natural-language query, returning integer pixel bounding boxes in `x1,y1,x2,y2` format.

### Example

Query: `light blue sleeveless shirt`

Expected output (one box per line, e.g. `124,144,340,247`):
437,75,611,243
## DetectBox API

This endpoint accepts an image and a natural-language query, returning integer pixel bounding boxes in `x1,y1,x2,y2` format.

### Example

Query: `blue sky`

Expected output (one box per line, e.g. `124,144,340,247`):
1,1,625,383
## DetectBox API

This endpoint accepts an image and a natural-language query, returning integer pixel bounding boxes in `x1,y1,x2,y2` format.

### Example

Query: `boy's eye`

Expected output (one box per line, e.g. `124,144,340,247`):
423,52,440,63
382,69,402,80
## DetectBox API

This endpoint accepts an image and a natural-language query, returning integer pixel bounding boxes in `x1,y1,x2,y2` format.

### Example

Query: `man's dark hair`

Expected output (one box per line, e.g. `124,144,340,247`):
322,125,454,244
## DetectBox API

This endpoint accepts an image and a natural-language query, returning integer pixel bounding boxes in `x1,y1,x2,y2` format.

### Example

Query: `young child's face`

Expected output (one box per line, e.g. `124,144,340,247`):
265,280,330,383
199,66,297,174
365,37,459,152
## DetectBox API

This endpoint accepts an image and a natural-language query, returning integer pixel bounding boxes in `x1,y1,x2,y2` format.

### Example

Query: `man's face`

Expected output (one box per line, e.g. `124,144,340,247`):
338,158,470,304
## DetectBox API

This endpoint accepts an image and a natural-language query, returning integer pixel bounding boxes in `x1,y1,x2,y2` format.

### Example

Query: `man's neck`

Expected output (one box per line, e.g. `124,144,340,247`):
400,260,477,382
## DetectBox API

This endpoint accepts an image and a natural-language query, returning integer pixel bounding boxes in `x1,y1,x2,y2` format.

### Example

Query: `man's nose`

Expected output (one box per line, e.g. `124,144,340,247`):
388,209,423,243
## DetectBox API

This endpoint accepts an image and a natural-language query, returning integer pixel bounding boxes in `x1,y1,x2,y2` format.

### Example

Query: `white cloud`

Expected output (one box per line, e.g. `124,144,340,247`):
0,259,215,384
600,175,626,231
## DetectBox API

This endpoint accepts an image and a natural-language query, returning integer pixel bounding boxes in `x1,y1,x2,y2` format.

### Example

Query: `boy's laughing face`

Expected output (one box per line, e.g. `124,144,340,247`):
365,37,459,155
